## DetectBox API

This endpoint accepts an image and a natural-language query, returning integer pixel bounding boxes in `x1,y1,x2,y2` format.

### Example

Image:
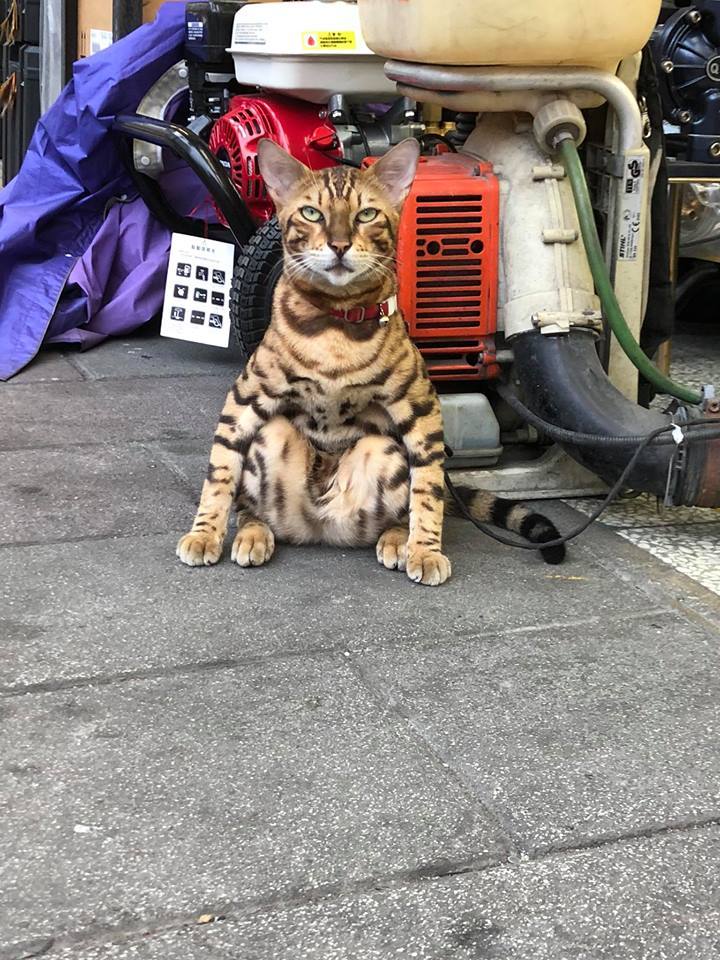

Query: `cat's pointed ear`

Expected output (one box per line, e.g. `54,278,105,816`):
257,139,311,208
368,138,421,206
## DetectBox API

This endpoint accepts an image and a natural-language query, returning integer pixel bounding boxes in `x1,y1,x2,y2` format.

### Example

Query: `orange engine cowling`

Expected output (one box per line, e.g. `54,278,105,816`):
396,153,500,381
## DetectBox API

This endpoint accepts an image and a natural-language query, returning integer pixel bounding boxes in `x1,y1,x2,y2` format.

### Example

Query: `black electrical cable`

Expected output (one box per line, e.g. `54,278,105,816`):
445,416,720,552
350,106,372,161
420,133,458,154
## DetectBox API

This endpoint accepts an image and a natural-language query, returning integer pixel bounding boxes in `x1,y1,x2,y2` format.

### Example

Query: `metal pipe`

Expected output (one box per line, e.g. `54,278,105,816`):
113,0,142,41
41,0,72,110
395,86,600,115
113,114,255,247
384,62,644,153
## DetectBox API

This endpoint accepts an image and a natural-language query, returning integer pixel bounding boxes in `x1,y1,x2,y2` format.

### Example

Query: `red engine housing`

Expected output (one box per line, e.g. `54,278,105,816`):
208,94,342,224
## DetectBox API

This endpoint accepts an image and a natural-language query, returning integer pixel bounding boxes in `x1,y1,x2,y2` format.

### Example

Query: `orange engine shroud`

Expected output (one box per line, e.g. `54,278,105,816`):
396,153,500,381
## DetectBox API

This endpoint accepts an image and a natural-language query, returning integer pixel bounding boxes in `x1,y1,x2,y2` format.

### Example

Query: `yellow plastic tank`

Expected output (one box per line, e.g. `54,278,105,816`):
357,0,662,71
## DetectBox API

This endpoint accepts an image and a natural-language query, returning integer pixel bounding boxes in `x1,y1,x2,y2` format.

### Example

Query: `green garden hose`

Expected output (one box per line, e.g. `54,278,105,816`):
558,137,702,406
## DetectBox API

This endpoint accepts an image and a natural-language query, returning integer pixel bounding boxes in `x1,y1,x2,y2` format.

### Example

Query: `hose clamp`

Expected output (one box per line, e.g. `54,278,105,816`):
663,420,688,506
532,310,603,335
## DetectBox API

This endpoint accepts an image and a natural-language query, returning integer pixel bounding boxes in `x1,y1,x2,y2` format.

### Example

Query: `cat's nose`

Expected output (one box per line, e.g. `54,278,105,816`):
329,241,351,260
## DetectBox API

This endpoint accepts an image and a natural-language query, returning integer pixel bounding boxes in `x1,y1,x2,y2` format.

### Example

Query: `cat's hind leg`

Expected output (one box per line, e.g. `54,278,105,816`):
316,436,409,547
238,415,322,551
376,524,409,571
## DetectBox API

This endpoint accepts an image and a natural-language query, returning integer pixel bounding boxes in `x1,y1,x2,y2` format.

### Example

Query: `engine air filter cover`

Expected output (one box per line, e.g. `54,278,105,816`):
208,94,342,224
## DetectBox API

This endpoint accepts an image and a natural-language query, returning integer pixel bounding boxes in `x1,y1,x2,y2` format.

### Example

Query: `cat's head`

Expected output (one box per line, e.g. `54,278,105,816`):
257,138,420,299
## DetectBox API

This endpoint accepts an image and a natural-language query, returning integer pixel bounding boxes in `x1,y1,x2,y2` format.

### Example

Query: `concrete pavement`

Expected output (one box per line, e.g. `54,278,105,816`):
2,331,720,959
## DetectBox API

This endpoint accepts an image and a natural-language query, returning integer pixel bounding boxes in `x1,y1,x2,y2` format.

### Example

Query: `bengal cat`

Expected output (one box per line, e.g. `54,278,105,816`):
176,138,564,585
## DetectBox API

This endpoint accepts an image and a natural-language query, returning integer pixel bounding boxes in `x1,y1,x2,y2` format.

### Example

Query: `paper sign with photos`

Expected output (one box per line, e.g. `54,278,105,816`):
161,233,235,348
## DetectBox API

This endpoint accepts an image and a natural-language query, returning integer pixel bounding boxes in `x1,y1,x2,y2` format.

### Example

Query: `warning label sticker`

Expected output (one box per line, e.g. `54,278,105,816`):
302,31,356,51
616,157,645,262
186,19,204,42
232,20,269,45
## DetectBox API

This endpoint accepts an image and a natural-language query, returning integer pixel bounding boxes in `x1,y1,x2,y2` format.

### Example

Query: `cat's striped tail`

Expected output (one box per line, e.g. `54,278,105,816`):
445,484,566,565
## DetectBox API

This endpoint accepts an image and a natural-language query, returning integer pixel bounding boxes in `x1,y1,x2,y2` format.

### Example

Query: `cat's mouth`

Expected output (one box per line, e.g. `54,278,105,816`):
325,262,354,276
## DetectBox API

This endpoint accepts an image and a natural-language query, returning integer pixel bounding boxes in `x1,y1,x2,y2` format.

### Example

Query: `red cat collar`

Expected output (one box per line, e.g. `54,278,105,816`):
329,295,397,325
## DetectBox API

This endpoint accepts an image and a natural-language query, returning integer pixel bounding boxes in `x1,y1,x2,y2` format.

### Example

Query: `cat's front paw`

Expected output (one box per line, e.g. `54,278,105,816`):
176,531,223,566
231,521,275,567
406,548,451,586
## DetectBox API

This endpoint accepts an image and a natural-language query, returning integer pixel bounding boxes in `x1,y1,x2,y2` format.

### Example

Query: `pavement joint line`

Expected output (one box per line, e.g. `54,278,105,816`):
0,852,506,959
340,606,688,861
84,371,238,382
656,599,720,645
350,606,677,659
0,529,179,551
139,440,204,500
528,810,720,861
0,436,209,454
0,645,341,698
3,362,238,385
58,351,91,381
8,815,720,959
343,650,523,857
0,607,673,699
611,519,720,530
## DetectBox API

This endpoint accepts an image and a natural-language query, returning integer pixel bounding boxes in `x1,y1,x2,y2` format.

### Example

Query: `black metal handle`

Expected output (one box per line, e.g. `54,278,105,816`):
113,113,255,247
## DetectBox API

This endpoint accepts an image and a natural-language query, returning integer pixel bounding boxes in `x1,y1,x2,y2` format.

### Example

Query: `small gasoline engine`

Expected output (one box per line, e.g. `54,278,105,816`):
178,0,502,384
118,0,720,508
211,95,500,381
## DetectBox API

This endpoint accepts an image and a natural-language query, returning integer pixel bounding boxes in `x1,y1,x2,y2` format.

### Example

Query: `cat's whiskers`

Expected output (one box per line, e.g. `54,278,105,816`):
361,256,396,284
284,253,313,281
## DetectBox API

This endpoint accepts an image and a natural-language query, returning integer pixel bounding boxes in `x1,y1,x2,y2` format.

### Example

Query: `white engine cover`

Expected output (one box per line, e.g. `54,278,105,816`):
229,1,396,103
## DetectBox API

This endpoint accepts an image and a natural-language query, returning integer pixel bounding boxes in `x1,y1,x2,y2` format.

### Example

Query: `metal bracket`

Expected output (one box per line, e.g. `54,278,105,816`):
133,61,190,179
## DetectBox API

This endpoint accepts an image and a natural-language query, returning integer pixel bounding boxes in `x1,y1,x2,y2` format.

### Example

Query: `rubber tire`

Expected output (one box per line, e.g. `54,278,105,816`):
230,218,284,360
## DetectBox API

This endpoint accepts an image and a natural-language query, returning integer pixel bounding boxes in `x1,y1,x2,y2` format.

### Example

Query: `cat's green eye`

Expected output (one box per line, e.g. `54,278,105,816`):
301,205,323,222
357,207,378,223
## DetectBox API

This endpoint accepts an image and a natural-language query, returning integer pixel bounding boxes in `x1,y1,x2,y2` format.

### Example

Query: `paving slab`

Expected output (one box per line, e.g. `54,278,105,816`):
0,518,669,689
0,446,193,546
67,335,245,380
0,657,507,949
5,349,83,384
36,825,720,960
0,377,228,450
357,611,720,852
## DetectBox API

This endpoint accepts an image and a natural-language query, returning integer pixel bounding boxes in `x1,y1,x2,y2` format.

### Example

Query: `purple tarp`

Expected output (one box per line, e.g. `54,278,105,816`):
0,2,186,379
